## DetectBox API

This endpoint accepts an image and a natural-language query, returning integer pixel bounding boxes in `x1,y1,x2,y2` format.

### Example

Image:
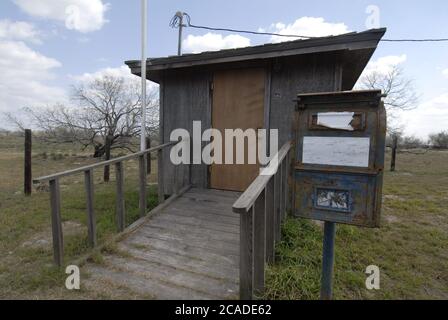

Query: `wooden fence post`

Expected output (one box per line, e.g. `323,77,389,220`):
49,178,63,266
84,169,96,247
24,129,32,196
391,135,398,172
115,162,125,231
104,135,112,182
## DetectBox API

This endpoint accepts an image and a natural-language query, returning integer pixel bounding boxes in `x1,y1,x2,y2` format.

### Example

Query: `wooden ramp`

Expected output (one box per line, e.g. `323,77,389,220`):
84,188,241,300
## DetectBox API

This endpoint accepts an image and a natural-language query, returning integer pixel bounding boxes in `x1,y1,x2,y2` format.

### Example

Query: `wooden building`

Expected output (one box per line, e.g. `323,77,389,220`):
126,28,386,195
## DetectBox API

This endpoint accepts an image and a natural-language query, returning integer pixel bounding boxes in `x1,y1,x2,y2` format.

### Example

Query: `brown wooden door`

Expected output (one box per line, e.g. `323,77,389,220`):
210,68,265,191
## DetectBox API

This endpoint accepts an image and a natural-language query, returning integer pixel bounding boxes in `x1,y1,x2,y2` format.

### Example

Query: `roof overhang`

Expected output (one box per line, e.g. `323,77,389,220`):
126,28,386,89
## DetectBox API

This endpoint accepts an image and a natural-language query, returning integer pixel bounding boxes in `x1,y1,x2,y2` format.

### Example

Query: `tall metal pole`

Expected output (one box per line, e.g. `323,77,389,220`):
320,221,336,300
140,0,147,151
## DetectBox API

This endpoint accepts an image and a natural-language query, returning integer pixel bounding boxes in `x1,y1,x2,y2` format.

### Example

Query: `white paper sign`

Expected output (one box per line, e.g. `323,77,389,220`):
302,136,370,167
316,112,355,131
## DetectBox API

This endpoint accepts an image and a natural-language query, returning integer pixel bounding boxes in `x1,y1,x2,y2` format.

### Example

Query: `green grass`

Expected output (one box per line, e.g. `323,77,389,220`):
0,138,159,299
1,135,447,299
264,150,448,300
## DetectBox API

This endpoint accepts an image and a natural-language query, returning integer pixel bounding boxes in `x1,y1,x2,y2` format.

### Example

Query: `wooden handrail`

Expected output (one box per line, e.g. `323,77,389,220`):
38,141,181,267
33,141,177,183
232,140,293,300
232,141,292,214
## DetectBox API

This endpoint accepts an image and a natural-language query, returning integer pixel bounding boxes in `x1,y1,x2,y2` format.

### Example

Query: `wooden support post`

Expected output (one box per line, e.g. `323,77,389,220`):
391,135,398,172
285,152,291,213
24,129,32,196
49,178,63,266
279,161,284,223
265,178,275,263
253,192,266,297
173,165,179,195
104,135,112,182
146,137,151,175
84,169,96,247
115,162,125,231
282,160,287,220
274,171,281,243
139,154,147,217
239,210,253,300
158,148,165,204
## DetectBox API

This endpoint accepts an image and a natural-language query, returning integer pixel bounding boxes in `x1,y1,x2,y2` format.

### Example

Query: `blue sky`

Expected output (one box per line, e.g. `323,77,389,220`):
0,0,447,138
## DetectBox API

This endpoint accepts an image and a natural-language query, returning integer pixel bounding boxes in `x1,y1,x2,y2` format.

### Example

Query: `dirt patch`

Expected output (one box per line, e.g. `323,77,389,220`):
21,221,86,249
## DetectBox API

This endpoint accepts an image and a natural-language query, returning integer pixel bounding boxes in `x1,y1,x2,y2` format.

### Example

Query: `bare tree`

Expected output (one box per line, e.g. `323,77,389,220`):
360,64,418,134
429,131,448,149
6,75,159,158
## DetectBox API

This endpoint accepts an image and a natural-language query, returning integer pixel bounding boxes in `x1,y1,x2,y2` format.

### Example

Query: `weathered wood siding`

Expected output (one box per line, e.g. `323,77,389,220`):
160,52,341,194
269,53,341,146
161,70,212,195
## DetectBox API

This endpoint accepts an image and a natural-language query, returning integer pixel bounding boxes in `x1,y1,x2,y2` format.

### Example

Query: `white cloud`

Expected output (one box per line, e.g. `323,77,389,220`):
13,0,109,33
0,40,67,124
363,54,407,75
401,93,448,138
265,17,351,43
72,65,159,91
0,19,41,44
443,68,448,78
182,33,251,53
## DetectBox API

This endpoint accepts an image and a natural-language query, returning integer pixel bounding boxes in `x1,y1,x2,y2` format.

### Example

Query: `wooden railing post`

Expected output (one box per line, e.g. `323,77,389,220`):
173,164,179,195
84,169,96,247
239,210,254,300
146,137,151,175
282,160,287,220
49,178,63,266
265,178,275,263
253,192,266,297
24,129,32,196
158,148,165,203
274,171,281,243
115,162,125,232
285,152,291,214
139,154,147,217
279,162,285,223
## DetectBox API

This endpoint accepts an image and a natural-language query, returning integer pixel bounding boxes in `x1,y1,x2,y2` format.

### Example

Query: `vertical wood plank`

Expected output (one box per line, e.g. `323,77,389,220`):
158,148,165,203
265,177,275,263
24,129,32,196
84,169,96,247
239,210,253,300
115,162,125,232
49,178,63,266
139,154,147,217
253,192,266,297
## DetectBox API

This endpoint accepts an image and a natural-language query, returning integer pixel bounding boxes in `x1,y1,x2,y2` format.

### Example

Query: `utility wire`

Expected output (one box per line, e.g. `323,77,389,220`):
170,12,448,43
